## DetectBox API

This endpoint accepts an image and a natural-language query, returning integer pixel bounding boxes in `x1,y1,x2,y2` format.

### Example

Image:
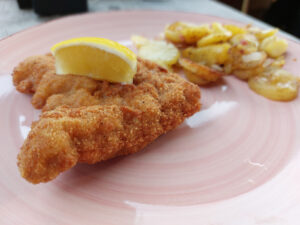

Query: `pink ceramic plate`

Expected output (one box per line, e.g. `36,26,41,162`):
0,11,300,225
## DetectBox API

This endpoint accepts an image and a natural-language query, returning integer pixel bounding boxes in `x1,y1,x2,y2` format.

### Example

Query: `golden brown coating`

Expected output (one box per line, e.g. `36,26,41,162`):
13,55,201,184
13,54,55,94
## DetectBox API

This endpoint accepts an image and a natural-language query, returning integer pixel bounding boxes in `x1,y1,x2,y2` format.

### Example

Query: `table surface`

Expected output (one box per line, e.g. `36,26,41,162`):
0,0,299,41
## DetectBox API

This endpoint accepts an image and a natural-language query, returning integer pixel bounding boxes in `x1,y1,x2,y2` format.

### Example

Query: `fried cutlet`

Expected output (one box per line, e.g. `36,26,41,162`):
13,55,201,183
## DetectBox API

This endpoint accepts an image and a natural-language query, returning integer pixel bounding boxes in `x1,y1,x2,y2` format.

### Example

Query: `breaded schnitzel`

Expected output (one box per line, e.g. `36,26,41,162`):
13,55,201,184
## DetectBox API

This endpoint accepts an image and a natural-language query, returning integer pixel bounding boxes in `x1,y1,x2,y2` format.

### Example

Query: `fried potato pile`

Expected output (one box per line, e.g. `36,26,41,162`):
132,22,299,101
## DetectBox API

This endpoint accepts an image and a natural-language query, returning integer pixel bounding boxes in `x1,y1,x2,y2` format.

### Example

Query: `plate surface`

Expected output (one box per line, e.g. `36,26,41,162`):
0,11,300,225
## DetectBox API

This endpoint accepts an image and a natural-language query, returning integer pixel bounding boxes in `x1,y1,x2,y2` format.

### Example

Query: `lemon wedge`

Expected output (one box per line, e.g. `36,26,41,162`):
51,37,137,84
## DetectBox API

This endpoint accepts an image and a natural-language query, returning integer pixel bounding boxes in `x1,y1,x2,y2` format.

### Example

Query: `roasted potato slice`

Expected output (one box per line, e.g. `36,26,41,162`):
271,56,285,68
233,66,264,80
184,69,209,85
262,57,285,72
197,23,232,47
165,22,210,44
182,43,231,65
248,69,299,101
197,33,230,47
182,24,210,44
179,58,223,84
224,63,232,74
248,26,278,40
224,24,246,35
131,35,150,49
211,23,231,34
260,36,287,58
164,22,187,44
230,34,259,53
241,51,267,69
257,29,278,40
229,46,267,70
138,40,180,69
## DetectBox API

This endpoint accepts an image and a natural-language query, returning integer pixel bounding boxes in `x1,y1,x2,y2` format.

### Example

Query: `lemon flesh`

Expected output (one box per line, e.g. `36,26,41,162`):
51,37,137,84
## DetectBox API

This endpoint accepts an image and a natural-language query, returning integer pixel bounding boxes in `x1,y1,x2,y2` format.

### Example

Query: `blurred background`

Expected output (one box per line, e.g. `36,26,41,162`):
1,0,299,39
218,0,300,37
